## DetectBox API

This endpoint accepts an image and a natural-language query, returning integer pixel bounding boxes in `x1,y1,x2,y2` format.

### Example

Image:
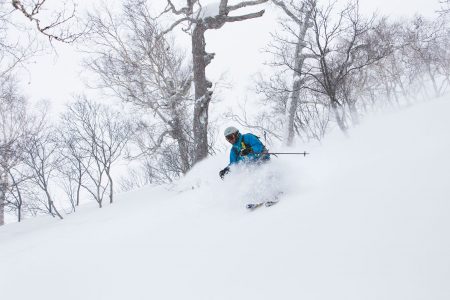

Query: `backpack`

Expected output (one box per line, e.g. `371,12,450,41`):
234,133,269,159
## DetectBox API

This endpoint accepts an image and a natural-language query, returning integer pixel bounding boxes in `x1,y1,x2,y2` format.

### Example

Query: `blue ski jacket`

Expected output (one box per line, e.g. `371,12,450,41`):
229,133,270,165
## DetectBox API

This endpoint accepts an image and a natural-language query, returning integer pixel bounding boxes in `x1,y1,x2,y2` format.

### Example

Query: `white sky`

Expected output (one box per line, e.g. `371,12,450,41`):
17,0,444,116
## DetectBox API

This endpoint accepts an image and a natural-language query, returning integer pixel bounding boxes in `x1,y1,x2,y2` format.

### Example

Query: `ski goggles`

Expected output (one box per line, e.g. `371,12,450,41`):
226,134,236,142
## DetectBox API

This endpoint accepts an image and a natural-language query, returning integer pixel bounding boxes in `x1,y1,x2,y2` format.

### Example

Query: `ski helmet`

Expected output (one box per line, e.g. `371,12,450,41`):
224,126,239,137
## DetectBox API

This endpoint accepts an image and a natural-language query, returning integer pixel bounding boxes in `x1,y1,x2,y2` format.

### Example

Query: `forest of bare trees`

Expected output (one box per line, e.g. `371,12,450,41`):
0,0,449,225
255,0,450,142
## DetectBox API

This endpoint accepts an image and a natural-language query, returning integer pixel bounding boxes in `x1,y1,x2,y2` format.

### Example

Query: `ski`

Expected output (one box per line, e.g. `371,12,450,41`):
246,202,265,210
246,200,279,210
264,200,279,207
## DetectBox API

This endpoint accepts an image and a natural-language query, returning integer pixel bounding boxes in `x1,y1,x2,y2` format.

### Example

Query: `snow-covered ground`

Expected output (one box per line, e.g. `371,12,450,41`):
1,98,450,300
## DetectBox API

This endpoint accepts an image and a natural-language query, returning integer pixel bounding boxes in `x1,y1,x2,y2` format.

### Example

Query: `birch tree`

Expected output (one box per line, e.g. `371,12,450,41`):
5,161,35,222
271,0,316,145
403,16,450,97
303,0,392,133
161,0,268,163
86,1,195,181
23,123,64,220
0,76,32,225
62,97,134,208
57,128,88,212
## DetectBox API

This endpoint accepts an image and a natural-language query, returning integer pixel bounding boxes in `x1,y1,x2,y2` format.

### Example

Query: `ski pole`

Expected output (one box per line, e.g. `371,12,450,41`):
266,152,310,157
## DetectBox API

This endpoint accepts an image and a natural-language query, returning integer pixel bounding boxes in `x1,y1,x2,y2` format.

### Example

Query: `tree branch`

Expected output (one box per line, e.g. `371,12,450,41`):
228,0,268,12
11,0,84,43
225,10,265,23
159,17,193,36
271,0,302,24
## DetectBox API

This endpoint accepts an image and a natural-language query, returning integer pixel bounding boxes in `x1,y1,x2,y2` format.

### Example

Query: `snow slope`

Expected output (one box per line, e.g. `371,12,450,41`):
1,98,450,300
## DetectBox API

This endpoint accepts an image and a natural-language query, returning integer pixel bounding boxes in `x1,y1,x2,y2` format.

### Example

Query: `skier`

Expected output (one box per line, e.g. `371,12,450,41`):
219,126,270,179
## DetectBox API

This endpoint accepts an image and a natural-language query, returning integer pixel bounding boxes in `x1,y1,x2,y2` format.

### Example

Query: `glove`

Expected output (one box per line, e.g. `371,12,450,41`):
240,147,253,156
219,166,230,179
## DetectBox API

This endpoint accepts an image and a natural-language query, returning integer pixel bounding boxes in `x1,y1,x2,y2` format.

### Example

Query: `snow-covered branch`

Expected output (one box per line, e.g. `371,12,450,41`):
227,0,268,11
225,10,265,23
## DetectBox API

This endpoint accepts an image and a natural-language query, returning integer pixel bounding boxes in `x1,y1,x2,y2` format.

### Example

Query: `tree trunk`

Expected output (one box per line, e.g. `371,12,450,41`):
284,45,304,146
106,168,113,204
76,161,82,207
171,118,190,174
17,202,21,222
10,172,23,222
76,183,81,207
283,6,314,146
427,67,440,97
331,100,347,133
46,190,63,220
348,102,360,125
284,74,305,145
191,23,210,164
0,182,5,226
97,184,103,208
0,165,9,225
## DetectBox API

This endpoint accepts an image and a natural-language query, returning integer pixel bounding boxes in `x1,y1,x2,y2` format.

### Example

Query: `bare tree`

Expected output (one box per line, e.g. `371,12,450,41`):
439,0,450,15
364,16,450,105
0,2,41,81
61,96,134,208
22,112,64,220
403,16,450,97
0,0,87,223
0,75,31,225
270,0,316,145
57,129,88,212
302,0,393,133
86,1,195,182
118,168,152,192
5,162,36,222
10,0,86,43
259,0,448,144
259,0,401,140
255,65,331,142
161,0,268,163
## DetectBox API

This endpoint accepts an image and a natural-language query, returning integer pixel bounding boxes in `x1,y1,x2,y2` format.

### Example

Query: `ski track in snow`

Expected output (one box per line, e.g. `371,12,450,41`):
1,98,450,300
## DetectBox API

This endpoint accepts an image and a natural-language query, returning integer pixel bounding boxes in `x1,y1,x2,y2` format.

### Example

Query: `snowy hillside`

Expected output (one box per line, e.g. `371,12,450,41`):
1,98,450,300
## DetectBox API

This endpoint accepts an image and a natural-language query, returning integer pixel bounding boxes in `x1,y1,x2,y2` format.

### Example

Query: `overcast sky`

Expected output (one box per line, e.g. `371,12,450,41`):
19,0,444,116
